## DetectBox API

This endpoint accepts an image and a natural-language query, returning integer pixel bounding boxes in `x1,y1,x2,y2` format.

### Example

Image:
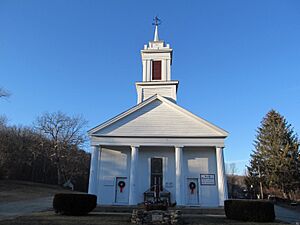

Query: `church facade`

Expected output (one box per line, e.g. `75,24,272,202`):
88,24,228,207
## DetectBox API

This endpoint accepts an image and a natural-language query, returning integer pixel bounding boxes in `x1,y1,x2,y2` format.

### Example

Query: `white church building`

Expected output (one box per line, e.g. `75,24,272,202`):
88,23,228,207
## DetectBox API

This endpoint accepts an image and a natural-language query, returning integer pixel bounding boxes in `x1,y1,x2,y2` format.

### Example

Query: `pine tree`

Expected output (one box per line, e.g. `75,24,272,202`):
247,110,300,199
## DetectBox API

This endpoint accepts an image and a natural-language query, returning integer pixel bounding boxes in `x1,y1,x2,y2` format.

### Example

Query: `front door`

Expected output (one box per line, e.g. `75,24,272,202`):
187,178,199,205
151,158,163,195
115,177,129,204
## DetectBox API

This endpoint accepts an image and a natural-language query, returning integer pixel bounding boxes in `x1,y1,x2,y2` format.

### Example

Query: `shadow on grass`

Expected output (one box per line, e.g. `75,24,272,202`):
185,215,286,225
0,211,289,225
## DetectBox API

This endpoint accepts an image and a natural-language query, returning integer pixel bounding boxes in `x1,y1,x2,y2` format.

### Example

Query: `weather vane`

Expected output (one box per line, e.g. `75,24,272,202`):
152,16,161,26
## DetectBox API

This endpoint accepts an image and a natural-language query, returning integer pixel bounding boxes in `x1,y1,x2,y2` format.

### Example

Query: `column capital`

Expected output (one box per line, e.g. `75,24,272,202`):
91,144,101,148
131,145,140,148
175,145,184,149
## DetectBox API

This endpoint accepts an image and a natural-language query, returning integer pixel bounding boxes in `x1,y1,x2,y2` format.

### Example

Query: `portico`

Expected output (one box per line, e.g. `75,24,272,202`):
88,138,228,206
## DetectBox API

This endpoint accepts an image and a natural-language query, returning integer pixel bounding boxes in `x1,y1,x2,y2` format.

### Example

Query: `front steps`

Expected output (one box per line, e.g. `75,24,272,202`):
93,205,224,215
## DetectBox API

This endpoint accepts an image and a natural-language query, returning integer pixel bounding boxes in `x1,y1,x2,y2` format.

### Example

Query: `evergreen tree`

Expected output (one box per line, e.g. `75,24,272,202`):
247,110,300,199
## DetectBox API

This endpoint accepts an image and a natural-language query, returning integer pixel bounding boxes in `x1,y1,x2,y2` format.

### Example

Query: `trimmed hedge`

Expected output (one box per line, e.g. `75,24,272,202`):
225,200,275,222
53,193,97,216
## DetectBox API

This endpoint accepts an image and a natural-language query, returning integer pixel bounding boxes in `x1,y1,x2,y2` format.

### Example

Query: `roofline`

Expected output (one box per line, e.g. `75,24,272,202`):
135,80,179,86
88,94,229,137
90,134,227,139
155,95,229,136
135,80,179,91
141,49,173,53
87,94,159,135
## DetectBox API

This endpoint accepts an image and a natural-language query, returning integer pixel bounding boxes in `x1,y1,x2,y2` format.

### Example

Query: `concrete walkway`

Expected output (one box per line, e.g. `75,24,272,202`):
0,196,53,221
275,205,300,224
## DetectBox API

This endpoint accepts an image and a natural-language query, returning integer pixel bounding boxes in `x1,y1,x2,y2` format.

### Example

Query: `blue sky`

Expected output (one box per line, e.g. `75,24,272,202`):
1,0,300,174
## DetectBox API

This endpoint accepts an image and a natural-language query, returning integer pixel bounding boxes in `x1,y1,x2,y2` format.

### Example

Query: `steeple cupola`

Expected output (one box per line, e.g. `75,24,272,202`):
136,17,179,104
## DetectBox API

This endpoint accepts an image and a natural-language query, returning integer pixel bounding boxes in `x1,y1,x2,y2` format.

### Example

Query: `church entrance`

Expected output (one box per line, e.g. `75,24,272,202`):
144,157,171,203
150,158,163,193
115,177,129,204
186,178,199,205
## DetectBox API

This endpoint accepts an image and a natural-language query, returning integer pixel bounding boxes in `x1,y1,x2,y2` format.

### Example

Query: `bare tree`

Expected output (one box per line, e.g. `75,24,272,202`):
0,88,10,98
226,163,238,198
35,111,87,185
0,115,7,128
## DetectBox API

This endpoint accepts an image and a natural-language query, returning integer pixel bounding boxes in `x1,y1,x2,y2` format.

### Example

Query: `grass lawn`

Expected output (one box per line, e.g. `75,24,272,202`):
0,181,290,224
0,211,289,225
0,180,76,203
0,211,131,225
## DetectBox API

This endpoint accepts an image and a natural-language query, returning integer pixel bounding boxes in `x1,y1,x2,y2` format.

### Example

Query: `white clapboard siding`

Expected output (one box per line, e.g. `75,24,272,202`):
142,87,173,101
95,99,222,137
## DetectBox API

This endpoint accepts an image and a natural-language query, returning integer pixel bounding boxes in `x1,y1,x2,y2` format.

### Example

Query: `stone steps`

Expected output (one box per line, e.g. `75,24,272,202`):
93,205,225,215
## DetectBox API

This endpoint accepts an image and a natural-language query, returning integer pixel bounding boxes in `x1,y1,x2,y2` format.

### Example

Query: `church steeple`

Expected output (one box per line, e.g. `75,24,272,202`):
154,25,159,41
140,17,172,82
153,16,160,41
136,17,179,104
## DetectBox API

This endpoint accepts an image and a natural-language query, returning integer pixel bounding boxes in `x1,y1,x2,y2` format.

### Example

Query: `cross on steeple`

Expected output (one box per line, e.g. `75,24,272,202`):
152,16,161,26
152,16,161,41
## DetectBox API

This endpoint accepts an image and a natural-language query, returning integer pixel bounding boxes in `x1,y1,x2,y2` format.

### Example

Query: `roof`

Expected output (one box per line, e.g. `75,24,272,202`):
88,94,228,138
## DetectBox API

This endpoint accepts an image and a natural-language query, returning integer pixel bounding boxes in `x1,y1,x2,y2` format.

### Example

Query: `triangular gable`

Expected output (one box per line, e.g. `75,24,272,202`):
89,95,228,137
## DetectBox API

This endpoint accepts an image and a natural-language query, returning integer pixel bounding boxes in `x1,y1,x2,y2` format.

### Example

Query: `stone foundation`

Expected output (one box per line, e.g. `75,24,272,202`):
131,209,182,224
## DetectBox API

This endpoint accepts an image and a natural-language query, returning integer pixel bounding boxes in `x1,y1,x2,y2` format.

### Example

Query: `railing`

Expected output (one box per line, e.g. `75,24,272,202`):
143,185,171,205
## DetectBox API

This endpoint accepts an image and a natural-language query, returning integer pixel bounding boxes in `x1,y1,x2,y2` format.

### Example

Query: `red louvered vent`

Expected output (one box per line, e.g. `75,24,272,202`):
152,61,161,80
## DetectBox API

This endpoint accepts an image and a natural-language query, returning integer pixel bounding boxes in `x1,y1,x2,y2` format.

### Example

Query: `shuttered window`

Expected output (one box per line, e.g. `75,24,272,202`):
152,61,161,80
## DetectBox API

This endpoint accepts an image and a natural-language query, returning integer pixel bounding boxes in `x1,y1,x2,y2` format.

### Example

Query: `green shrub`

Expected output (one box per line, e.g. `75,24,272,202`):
53,193,97,216
225,200,275,222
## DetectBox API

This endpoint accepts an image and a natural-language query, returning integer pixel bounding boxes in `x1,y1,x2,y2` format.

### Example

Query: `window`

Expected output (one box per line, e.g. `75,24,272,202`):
152,61,161,80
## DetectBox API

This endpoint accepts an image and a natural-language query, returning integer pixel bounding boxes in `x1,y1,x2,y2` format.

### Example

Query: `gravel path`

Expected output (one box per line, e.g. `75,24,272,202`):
275,205,300,224
0,196,53,221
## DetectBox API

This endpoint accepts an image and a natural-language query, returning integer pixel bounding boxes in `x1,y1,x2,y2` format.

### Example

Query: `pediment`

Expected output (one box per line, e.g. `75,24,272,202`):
89,95,228,138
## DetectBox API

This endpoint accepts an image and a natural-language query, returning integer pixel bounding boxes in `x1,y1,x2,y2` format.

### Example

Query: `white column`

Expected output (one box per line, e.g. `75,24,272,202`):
161,59,167,81
167,59,171,81
88,145,101,195
142,60,146,81
175,146,184,205
146,60,151,81
129,146,139,205
216,146,228,206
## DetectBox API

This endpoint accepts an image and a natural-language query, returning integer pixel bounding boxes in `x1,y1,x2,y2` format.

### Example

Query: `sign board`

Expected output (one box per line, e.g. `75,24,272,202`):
152,214,163,222
200,174,215,185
